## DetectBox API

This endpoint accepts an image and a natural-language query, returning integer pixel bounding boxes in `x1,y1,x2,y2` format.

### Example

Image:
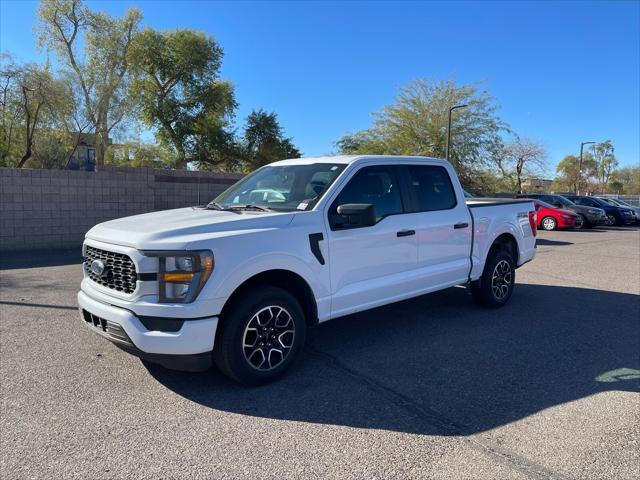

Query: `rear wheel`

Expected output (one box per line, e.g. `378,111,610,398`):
470,249,515,308
541,216,557,231
214,286,306,385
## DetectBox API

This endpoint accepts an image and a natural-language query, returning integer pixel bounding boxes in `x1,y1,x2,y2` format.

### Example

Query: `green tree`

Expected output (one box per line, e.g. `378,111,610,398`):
0,53,21,165
554,154,596,194
128,28,237,169
591,140,618,192
335,78,508,185
241,109,301,171
0,54,75,168
106,140,174,168
37,0,142,167
610,166,640,194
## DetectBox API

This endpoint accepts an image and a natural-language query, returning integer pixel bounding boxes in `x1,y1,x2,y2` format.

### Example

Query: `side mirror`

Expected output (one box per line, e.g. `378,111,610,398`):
554,203,563,208
331,203,376,229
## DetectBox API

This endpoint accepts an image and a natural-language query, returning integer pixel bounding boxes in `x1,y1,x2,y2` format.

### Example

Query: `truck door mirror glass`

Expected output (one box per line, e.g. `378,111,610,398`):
332,203,376,229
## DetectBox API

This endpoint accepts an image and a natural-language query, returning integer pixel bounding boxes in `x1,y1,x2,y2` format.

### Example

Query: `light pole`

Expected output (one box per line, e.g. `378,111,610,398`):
446,104,468,162
577,141,596,194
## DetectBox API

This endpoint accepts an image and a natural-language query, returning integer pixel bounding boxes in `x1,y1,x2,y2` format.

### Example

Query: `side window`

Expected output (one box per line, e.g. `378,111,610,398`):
333,166,403,221
406,165,457,212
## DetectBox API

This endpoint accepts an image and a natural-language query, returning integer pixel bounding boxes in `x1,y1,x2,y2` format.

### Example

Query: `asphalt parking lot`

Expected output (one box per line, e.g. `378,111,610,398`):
1,227,639,480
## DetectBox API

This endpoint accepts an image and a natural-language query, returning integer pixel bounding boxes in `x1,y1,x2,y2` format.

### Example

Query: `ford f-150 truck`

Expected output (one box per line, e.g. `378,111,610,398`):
78,155,537,384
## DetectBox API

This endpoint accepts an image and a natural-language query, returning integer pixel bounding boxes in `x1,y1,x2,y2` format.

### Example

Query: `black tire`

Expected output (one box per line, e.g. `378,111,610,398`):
213,286,306,385
541,216,557,231
576,214,588,229
606,213,619,226
470,249,516,308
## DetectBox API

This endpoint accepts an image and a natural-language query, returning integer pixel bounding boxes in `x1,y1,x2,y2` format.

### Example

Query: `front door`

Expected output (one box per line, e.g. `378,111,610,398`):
325,165,418,318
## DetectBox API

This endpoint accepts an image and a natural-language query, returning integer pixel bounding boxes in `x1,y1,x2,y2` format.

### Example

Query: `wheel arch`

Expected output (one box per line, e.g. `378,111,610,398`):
489,232,519,265
220,269,319,330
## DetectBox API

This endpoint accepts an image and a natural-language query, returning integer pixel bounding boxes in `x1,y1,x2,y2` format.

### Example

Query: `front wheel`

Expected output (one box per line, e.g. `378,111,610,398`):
214,286,307,385
541,216,557,231
606,214,618,226
470,249,516,308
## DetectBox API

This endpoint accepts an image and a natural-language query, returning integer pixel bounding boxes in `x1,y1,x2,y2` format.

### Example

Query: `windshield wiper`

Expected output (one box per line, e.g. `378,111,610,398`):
225,204,272,212
205,201,225,210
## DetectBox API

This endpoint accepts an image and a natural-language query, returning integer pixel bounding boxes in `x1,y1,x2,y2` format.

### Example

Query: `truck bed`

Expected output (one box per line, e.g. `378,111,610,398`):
466,198,532,208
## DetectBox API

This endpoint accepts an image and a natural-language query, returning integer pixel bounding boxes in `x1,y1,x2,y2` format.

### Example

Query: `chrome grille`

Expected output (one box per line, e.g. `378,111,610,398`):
84,246,137,294
82,309,133,346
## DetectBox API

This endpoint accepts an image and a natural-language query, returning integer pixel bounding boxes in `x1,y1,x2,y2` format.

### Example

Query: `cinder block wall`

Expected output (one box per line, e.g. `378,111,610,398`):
0,166,243,252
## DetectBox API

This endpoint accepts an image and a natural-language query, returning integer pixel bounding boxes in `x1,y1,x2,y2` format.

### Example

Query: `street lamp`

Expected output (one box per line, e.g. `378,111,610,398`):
446,104,468,162
577,141,596,194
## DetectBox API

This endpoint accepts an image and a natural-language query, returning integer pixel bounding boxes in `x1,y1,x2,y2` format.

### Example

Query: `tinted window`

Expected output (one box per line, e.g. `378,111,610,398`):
406,165,456,212
334,166,403,221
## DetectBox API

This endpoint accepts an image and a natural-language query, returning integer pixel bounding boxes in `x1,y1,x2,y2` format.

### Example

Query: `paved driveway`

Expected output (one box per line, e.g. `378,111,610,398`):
1,227,639,479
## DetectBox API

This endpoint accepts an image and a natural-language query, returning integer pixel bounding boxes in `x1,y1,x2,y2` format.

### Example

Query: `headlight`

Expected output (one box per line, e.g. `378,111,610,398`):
561,214,574,219
588,209,599,214
144,250,214,303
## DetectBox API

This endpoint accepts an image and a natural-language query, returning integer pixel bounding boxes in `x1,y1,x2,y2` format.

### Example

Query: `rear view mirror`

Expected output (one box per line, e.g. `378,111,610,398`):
331,203,376,229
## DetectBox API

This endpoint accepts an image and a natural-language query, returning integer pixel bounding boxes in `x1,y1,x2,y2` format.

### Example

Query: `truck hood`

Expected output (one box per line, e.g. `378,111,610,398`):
85,207,295,249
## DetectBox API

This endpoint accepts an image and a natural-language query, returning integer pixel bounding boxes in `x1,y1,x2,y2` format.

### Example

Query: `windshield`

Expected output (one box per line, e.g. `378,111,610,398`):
554,195,576,207
599,197,620,206
535,199,558,210
212,163,346,212
614,199,637,208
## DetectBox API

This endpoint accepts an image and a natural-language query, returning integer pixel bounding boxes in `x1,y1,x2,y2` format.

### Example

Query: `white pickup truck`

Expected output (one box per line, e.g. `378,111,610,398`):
78,155,537,384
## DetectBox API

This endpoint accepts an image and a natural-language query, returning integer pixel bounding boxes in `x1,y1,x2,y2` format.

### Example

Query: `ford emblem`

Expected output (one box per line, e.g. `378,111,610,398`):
90,259,106,277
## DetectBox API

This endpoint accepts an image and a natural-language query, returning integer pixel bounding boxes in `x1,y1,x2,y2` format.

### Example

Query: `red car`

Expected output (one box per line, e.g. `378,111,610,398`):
528,199,582,230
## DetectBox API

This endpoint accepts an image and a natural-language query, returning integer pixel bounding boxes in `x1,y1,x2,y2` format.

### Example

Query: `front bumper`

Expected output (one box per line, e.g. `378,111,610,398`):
582,212,604,224
78,290,218,371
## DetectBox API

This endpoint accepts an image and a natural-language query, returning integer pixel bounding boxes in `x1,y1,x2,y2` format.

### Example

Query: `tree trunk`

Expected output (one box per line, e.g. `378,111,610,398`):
17,149,31,168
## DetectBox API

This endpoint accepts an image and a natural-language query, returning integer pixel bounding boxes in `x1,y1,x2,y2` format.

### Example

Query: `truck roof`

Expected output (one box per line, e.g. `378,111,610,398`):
269,155,449,167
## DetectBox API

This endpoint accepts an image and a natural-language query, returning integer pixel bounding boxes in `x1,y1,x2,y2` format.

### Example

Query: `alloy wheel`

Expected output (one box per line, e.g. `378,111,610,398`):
242,305,295,371
542,217,556,230
491,260,512,300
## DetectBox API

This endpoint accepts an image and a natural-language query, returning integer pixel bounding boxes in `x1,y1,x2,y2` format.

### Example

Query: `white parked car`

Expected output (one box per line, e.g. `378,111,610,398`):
78,156,537,384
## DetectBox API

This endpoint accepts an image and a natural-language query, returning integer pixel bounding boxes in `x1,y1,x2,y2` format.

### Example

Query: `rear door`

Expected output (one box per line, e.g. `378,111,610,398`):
400,163,473,288
325,164,418,317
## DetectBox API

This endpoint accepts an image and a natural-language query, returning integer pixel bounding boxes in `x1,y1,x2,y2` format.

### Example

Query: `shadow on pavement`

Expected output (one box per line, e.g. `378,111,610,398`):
0,249,82,270
145,283,640,436
536,239,573,246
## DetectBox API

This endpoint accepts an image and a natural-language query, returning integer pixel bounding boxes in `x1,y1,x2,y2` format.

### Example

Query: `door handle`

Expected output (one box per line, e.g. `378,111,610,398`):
397,229,415,237
454,222,469,229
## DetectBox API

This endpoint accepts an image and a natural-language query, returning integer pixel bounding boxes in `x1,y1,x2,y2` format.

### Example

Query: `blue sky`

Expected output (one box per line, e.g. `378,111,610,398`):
1,0,639,171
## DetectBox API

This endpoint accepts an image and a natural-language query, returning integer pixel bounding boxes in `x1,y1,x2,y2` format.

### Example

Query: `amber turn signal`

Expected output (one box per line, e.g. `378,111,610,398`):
162,272,194,282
